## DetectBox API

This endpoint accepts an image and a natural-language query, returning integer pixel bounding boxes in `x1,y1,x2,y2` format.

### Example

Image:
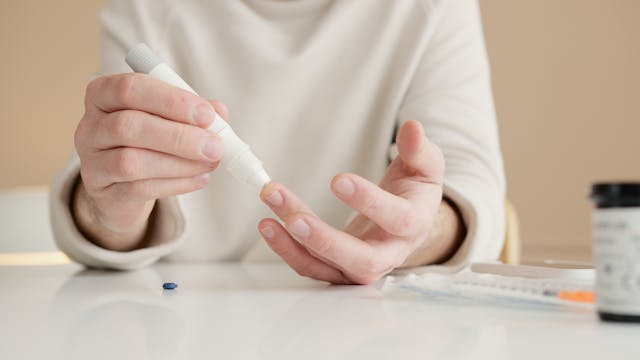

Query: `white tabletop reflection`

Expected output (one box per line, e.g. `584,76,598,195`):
0,263,637,360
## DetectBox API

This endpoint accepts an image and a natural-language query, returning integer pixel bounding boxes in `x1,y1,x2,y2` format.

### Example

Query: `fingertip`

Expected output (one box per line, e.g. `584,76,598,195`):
397,120,425,160
260,181,283,203
403,119,423,133
258,218,277,240
193,102,217,128
201,133,224,162
331,173,356,198
260,181,274,197
193,173,210,187
208,99,229,120
330,172,347,189
396,120,445,181
400,119,423,139
331,172,348,183
258,217,269,227
259,217,279,227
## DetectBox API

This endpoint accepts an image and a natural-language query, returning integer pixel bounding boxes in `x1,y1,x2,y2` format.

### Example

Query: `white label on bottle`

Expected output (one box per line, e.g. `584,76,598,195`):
594,208,640,315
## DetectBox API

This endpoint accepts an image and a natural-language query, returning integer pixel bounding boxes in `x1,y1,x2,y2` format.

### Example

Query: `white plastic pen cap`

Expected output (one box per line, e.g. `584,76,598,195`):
125,43,163,74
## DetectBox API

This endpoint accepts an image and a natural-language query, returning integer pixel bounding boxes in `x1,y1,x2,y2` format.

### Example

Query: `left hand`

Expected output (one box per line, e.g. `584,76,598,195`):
258,120,445,284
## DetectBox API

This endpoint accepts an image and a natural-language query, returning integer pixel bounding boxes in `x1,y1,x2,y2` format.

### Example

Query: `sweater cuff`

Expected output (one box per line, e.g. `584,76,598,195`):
396,181,505,275
437,181,505,270
49,153,186,270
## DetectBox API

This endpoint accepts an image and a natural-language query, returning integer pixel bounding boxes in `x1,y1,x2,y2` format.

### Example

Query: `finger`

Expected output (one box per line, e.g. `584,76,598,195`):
86,73,218,128
208,99,229,120
104,173,210,203
284,213,407,285
85,147,218,189
260,181,314,220
331,173,416,237
260,182,407,284
258,218,349,284
92,110,223,162
396,120,445,183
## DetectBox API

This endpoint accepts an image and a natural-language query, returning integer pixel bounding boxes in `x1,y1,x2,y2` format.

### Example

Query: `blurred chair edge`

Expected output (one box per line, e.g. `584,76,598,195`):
500,200,521,264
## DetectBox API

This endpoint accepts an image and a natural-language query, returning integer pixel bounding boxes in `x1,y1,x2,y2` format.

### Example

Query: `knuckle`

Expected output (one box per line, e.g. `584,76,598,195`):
84,77,103,103
162,92,187,118
110,111,138,143
313,235,334,255
361,192,378,215
113,148,139,179
74,118,90,152
114,74,137,107
169,124,187,152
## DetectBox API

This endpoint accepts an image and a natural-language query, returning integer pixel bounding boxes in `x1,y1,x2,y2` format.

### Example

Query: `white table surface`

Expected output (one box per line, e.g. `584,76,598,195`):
0,262,638,360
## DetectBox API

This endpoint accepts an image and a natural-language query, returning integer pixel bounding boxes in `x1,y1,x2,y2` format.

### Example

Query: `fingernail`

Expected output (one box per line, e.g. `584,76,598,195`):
288,218,310,238
259,225,275,239
201,137,222,161
265,190,283,207
334,178,355,197
193,103,216,127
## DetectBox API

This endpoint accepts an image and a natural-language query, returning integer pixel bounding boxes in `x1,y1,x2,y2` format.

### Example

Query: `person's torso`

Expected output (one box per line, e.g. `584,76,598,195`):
143,0,435,261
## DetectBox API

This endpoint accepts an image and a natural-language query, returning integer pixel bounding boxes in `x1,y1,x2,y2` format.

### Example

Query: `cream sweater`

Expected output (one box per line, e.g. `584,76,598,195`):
50,0,505,271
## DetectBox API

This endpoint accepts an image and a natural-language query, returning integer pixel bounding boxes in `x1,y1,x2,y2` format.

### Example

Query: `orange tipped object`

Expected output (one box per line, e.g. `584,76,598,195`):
558,291,596,303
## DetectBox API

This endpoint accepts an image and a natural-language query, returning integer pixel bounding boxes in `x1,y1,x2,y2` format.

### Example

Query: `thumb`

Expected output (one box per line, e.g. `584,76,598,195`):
396,120,444,183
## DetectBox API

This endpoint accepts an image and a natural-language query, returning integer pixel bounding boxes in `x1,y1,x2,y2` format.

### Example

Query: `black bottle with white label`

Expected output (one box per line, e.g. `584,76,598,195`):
590,183,640,322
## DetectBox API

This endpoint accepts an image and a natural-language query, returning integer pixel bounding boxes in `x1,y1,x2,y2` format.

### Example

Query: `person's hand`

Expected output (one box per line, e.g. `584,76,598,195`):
73,73,227,250
259,120,449,284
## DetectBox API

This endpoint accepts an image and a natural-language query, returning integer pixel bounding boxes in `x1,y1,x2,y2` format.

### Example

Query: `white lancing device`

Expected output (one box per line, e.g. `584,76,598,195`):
125,43,271,190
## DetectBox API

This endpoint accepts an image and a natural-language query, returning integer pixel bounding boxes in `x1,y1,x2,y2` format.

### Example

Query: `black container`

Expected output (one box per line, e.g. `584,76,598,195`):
590,182,640,322
591,183,640,208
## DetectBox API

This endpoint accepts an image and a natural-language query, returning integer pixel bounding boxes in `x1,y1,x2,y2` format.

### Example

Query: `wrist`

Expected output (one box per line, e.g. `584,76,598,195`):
71,177,154,251
401,196,466,267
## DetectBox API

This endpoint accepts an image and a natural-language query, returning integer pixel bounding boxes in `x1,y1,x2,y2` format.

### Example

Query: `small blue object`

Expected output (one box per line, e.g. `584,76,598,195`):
162,282,178,290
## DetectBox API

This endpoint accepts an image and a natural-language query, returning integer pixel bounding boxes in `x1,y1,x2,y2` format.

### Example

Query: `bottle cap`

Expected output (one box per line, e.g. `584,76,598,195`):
590,182,640,207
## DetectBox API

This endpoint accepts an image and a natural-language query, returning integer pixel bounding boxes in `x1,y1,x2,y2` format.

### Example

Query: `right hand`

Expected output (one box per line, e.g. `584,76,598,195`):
73,73,227,250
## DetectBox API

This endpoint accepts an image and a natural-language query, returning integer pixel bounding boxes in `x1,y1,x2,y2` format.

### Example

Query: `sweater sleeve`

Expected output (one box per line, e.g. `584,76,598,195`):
49,0,187,270
395,0,506,271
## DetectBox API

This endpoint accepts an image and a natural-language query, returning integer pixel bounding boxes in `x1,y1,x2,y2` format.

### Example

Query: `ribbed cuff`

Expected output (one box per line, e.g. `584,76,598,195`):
49,153,186,270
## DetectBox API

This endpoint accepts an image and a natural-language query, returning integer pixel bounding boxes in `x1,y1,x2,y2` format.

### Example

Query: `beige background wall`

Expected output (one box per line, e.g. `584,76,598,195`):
1,1,638,262
482,0,640,261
